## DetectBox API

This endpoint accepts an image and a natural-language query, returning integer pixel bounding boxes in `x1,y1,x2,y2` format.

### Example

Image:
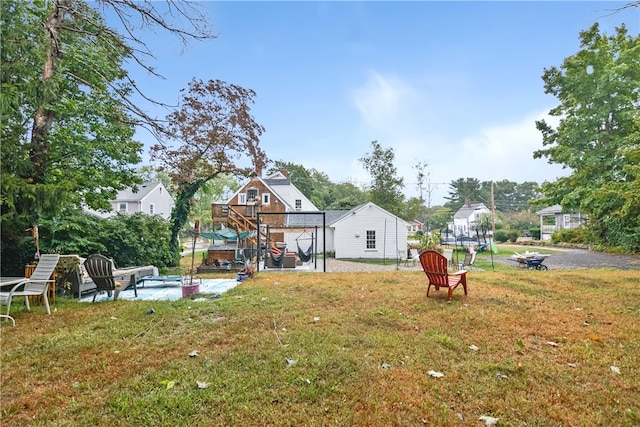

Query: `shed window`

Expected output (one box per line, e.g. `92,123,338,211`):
366,230,376,249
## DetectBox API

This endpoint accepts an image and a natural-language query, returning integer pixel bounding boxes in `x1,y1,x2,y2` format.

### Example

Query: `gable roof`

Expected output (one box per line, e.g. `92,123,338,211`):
263,169,291,186
454,202,489,220
535,204,563,215
115,182,167,202
226,172,317,211
330,202,410,227
281,202,410,228
285,210,350,227
225,176,287,206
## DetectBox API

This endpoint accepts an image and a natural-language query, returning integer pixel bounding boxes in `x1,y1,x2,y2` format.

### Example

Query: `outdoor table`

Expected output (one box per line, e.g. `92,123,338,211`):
0,277,26,288
0,277,26,326
111,266,157,297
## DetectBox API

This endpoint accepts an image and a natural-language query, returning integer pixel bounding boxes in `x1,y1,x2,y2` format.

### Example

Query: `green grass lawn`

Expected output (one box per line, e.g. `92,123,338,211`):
2,266,639,426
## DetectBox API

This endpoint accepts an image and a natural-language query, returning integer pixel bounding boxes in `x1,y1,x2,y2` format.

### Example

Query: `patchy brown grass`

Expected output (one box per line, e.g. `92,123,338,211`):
1,268,639,426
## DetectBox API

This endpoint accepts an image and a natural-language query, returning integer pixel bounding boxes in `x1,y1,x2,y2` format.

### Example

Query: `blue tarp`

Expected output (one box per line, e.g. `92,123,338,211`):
200,228,250,241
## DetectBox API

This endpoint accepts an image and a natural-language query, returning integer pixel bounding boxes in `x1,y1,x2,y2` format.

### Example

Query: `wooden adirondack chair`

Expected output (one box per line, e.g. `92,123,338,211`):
419,250,468,301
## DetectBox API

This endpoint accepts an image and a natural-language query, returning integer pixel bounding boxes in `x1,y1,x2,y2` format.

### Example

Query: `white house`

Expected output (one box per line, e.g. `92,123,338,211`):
536,204,585,240
450,202,491,236
218,171,409,261
329,203,409,259
281,203,409,260
84,182,174,220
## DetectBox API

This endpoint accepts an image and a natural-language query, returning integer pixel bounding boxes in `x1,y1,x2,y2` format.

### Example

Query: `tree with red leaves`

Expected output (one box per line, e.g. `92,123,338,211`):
151,78,268,263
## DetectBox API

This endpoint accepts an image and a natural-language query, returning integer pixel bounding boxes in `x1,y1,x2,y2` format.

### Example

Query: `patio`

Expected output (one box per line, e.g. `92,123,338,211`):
80,278,240,302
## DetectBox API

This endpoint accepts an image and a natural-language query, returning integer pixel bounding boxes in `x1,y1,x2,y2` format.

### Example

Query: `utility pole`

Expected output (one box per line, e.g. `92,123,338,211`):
491,181,496,237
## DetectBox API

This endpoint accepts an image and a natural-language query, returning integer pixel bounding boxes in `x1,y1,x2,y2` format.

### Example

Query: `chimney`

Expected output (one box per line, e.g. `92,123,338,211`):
280,168,288,177
465,199,471,208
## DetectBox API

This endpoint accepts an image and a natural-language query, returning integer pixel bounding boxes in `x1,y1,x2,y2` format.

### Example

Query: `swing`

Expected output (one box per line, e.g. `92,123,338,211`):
296,230,314,263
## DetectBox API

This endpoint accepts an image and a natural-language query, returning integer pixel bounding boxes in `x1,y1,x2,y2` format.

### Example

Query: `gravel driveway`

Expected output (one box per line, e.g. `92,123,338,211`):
321,248,640,272
493,247,640,270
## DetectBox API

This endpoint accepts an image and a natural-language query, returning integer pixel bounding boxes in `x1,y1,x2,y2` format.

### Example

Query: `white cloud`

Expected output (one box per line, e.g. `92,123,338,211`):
352,71,412,131
319,70,570,206
390,111,570,205
456,111,567,183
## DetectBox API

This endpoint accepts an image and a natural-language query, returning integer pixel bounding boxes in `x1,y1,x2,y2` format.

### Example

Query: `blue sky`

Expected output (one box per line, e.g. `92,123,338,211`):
126,1,639,206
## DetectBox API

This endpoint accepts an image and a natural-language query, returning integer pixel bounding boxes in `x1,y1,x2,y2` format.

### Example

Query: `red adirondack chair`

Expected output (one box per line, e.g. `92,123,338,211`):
419,250,468,301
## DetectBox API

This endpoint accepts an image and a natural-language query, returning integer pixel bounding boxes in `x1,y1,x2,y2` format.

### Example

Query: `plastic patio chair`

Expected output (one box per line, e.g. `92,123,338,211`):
0,254,60,317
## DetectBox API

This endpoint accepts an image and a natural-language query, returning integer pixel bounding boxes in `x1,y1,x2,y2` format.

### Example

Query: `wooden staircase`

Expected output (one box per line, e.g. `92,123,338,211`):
212,204,266,248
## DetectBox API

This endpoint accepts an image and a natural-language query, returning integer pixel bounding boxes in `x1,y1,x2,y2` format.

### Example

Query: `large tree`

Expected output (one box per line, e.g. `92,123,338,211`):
444,178,487,210
358,140,405,216
152,79,267,261
326,182,368,210
534,23,640,251
492,180,539,212
1,0,214,262
445,178,540,213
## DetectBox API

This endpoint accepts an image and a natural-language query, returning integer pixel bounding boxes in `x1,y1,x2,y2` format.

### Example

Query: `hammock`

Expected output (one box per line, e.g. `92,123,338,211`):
268,247,284,268
297,242,313,263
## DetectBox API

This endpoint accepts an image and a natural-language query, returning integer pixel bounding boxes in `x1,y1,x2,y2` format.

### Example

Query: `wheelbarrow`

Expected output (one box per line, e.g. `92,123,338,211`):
525,257,549,271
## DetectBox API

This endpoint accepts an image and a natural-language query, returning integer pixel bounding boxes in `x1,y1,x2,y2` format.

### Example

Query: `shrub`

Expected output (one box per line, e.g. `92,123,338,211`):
529,227,541,240
417,233,441,251
493,230,509,243
552,227,588,244
100,213,174,269
507,230,519,243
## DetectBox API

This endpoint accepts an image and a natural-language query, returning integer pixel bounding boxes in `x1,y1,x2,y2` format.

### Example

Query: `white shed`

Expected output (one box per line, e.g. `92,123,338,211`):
331,203,409,260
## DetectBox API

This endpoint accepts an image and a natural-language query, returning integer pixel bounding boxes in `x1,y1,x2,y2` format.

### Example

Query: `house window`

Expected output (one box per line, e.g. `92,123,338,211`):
247,188,258,202
118,203,127,213
159,187,163,195
239,193,246,204
366,230,376,249
262,193,270,205
295,199,302,210
149,204,155,215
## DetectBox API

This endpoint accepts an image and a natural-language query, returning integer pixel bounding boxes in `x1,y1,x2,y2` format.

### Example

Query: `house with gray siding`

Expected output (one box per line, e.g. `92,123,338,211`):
85,182,174,220
536,204,585,240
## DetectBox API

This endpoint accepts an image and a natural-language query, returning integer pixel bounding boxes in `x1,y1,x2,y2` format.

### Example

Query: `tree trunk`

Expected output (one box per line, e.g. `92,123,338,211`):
30,0,66,185
169,180,205,265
